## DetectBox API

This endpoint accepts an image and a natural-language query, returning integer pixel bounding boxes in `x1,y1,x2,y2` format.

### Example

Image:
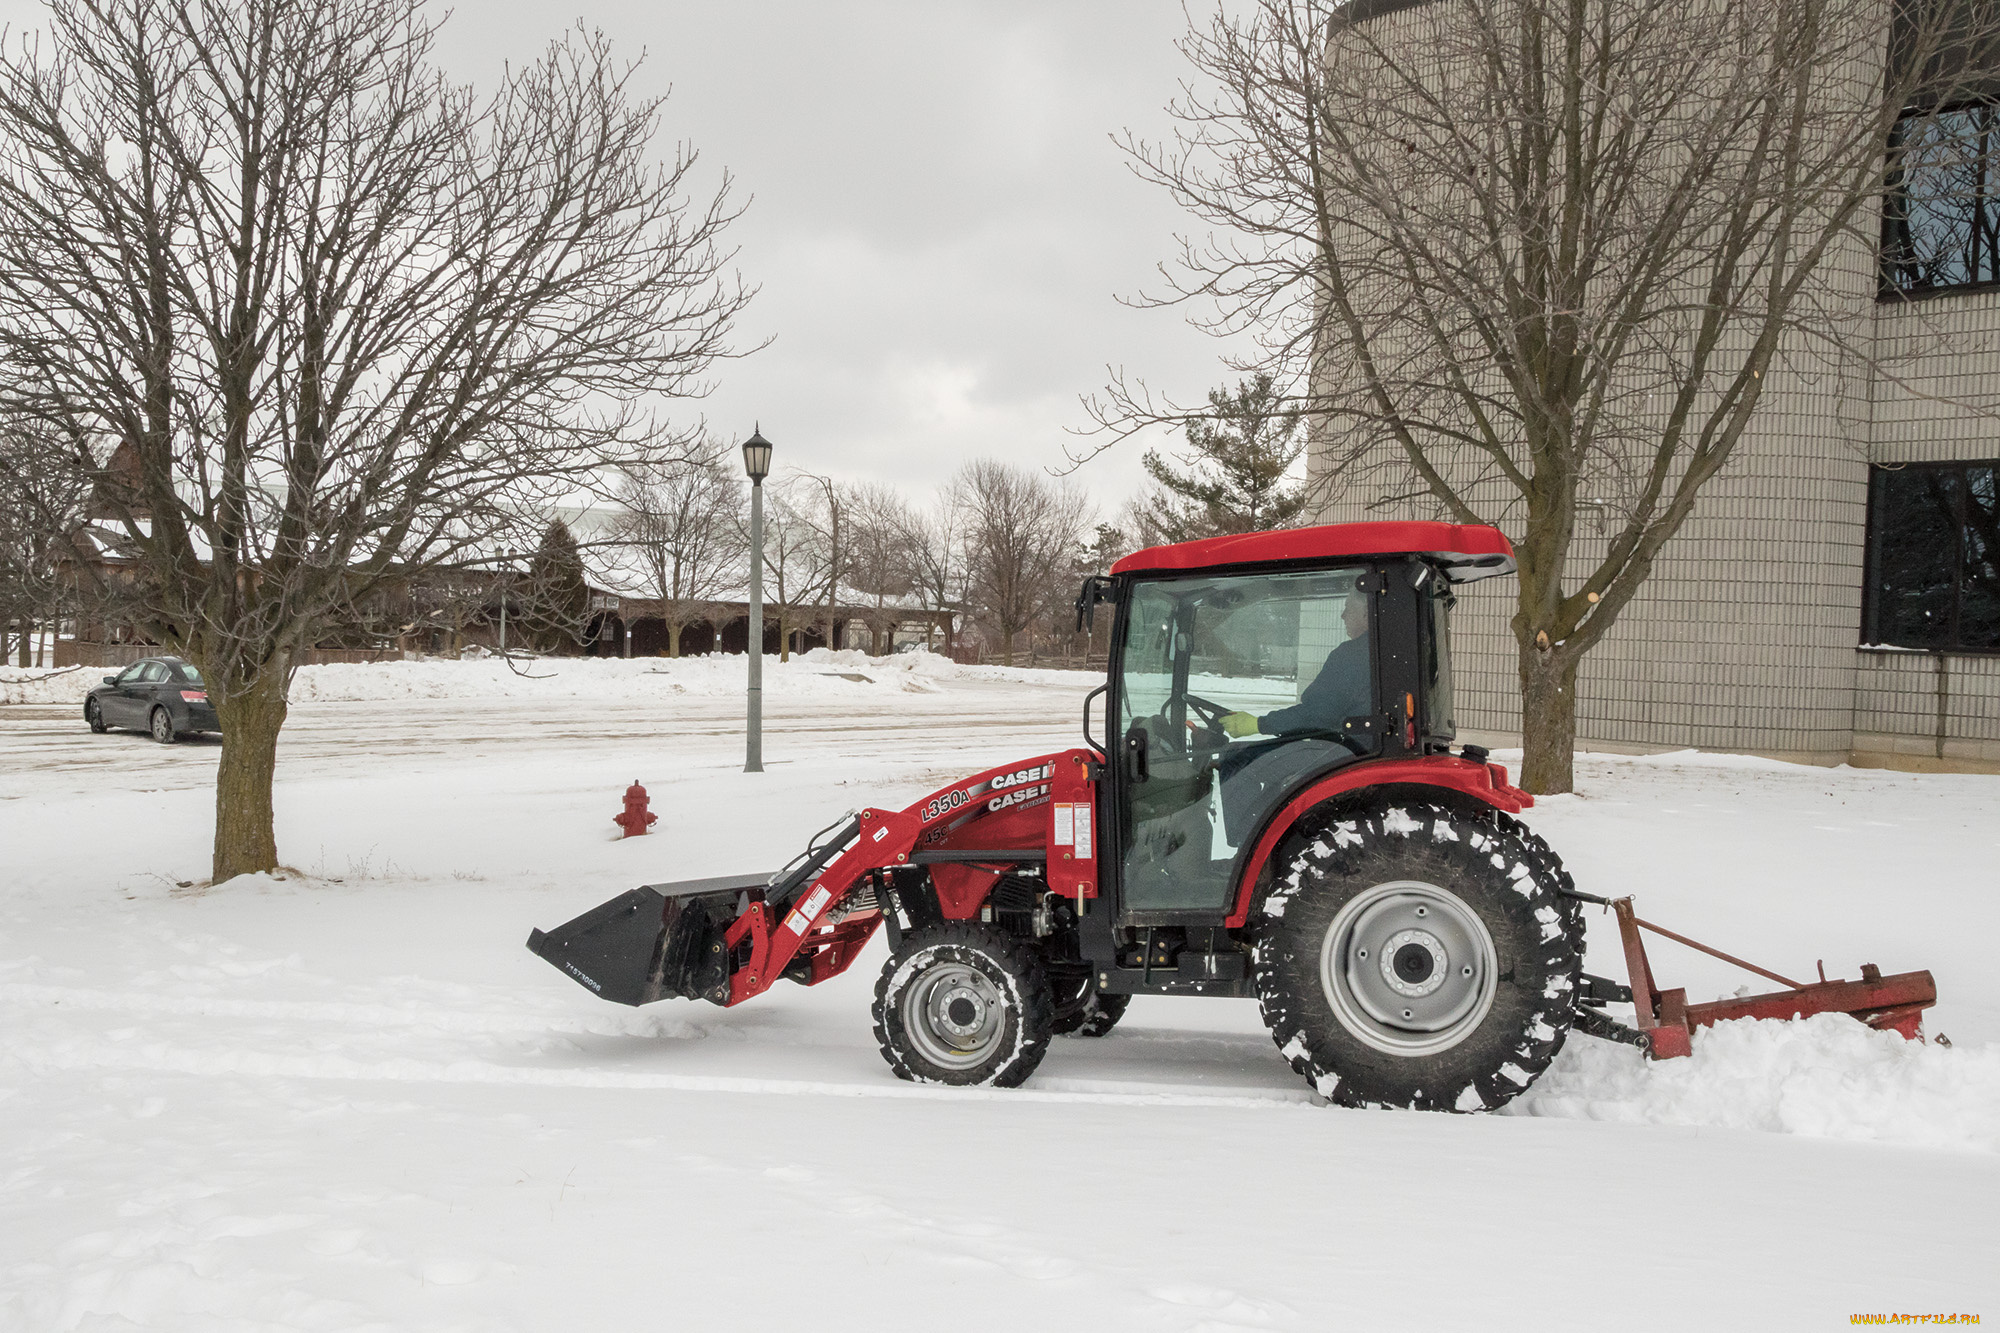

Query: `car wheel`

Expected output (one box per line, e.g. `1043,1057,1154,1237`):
150,706,177,744
86,698,108,733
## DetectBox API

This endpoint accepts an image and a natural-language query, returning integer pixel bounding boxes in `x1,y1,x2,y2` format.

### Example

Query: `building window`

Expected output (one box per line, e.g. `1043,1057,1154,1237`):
1882,103,2000,296
1864,461,2000,650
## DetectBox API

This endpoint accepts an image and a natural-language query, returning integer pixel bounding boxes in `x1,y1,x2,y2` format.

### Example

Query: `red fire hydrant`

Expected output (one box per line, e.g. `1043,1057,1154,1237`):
612,780,658,838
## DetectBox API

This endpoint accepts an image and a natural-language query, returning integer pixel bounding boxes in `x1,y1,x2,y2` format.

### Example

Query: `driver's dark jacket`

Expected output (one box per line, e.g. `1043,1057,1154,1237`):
1257,634,1370,735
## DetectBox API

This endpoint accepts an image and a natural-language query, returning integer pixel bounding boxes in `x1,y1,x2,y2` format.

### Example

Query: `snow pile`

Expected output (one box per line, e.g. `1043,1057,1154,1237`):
1517,1014,2000,1151
0,664,92,705
0,648,1097,709
285,648,1090,702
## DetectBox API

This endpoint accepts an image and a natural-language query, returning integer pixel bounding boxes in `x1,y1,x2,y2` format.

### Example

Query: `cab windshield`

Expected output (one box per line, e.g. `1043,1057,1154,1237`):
1116,568,1376,914
1118,567,1373,748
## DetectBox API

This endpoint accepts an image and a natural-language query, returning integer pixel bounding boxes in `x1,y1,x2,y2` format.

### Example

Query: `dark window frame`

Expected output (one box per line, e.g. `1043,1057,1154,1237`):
1880,99,2000,301
1862,459,2000,653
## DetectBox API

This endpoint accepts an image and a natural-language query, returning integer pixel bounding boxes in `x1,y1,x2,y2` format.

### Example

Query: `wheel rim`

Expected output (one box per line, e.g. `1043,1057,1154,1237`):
151,710,170,741
86,701,99,725
1319,879,1497,1057
901,960,1009,1071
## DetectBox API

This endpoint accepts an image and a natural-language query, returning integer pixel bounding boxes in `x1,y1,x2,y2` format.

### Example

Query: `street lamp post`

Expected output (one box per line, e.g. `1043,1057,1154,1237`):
741,429,774,773
496,548,514,656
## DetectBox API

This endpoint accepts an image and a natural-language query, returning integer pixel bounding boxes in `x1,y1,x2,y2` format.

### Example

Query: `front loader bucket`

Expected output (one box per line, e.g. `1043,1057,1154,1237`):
528,873,768,1006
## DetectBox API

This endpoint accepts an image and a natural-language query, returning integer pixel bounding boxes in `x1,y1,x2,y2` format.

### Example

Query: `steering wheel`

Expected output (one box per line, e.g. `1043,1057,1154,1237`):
1182,692,1235,730
1186,689,1377,759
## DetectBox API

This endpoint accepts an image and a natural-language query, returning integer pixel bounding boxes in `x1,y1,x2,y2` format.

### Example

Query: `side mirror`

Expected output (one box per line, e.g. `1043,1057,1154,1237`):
1075,575,1113,634
102,675,118,685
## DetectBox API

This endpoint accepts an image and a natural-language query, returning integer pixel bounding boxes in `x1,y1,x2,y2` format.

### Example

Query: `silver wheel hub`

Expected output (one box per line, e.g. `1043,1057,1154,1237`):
1320,880,1498,1057
901,960,1009,1071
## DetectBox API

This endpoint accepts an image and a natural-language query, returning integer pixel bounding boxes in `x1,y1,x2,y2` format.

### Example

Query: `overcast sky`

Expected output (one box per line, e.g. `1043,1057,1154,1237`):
435,0,1242,513
0,0,1247,515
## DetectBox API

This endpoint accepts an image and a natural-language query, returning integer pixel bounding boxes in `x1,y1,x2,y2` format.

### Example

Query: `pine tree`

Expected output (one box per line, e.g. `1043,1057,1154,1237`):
524,520,591,653
1139,374,1306,542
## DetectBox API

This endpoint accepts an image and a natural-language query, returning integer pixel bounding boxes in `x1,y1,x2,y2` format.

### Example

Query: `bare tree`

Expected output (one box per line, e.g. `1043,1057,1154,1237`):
0,0,749,878
613,440,745,656
0,416,89,665
899,497,968,652
956,459,1092,666
786,471,853,655
1099,0,2000,792
755,480,832,661
844,482,915,654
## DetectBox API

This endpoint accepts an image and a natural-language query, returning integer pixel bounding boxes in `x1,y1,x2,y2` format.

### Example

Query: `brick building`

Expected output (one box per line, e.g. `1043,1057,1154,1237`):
1307,0,1999,771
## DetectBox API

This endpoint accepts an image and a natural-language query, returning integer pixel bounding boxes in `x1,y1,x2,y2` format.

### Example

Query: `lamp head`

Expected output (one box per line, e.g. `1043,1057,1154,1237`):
741,428,773,483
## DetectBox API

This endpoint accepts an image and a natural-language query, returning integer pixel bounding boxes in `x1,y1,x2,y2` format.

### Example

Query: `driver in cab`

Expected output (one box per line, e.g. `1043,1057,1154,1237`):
1219,587,1371,739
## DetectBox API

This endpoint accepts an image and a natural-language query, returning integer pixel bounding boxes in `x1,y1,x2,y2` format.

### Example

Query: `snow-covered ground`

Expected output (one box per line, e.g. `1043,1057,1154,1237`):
2,652,1996,1330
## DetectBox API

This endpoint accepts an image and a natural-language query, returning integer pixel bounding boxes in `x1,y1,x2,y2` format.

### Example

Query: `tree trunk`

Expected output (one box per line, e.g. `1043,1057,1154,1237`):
668,622,682,657
1517,641,1578,795
16,625,29,667
1001,627,1015,668
211,665,288,882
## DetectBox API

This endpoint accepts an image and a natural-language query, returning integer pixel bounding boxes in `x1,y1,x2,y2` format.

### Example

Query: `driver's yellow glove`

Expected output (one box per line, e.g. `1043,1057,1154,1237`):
1220,711,1260,739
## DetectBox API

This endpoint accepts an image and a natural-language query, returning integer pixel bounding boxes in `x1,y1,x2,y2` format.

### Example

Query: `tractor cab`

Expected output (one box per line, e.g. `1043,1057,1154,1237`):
1088,524,1513,923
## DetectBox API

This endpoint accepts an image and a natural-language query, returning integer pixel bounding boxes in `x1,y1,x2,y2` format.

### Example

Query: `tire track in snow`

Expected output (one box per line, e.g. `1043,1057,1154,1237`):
0,1036,1323,1110
672,1152,1305,1331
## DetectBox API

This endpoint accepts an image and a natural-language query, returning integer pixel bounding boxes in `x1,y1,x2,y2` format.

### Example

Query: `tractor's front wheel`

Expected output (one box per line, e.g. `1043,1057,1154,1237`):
1255,802,1579,1112
873,923,1053,1087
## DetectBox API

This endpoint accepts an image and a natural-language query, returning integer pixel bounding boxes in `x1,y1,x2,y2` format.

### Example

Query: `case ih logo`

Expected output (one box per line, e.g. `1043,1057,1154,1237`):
919,762,1054,823
987,782,1049,813
989,763,1053,792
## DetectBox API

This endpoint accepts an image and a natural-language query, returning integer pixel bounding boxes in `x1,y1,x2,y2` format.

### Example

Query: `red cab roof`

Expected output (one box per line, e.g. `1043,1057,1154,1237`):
1110,521,1515,582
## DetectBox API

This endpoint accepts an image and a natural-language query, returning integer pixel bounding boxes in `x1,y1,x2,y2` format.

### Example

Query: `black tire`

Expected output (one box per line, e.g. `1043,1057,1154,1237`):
149,706,177,744
872,923,1054,1087
1253,802,1580,1112
1491,810,1587,955
85,698,107,733
1050,977,1130,1038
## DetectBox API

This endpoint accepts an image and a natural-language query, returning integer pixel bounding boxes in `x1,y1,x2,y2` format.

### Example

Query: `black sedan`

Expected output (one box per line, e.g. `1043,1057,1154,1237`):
85,657,221,742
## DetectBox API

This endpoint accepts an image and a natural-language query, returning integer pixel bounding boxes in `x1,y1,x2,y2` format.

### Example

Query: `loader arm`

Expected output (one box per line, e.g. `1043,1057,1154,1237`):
529,750,1096,1009
722,806,921,1005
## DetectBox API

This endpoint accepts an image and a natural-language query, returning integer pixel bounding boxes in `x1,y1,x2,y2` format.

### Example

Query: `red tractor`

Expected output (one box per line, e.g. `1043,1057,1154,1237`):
530,522,1935,1110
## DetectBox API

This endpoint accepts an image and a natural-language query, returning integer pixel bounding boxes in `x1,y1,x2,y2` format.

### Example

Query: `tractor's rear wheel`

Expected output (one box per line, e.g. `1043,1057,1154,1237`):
1254,802,1579,1112
1492,810,1587,955
873,923,1054,1087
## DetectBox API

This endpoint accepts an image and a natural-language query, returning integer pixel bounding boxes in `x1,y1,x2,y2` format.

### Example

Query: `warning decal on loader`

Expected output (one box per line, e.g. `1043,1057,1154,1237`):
1051,802,1092,859
784,884,833,935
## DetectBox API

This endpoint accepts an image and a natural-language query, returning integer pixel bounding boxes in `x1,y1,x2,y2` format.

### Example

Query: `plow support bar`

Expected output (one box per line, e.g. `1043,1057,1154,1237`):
1610,898,1936,1059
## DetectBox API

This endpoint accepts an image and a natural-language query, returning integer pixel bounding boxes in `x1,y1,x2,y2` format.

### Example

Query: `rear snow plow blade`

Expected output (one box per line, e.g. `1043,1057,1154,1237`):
527,874,765,1007
1578,894,1937,1058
